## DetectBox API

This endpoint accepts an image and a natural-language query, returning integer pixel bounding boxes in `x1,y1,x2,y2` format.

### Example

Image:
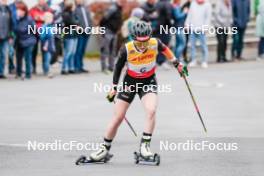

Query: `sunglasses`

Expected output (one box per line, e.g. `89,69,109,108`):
134,41,149,49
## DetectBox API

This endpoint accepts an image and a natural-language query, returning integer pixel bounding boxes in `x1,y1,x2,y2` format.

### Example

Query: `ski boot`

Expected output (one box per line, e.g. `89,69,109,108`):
75,145,113,165
134,142,160,166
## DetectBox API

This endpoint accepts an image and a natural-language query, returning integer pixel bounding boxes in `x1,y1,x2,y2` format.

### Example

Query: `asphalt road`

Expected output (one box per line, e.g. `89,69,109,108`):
0,60,264,176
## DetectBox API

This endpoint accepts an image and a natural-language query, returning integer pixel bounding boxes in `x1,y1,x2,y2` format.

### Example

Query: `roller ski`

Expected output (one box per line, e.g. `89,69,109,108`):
75,145,113,165
134,141,160,166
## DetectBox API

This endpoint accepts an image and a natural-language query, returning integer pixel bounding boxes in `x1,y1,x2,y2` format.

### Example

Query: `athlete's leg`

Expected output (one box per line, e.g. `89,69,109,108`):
90,99,130,161
139,93,158,158
141,93,158,134
90,75,135,161
104,99,130,139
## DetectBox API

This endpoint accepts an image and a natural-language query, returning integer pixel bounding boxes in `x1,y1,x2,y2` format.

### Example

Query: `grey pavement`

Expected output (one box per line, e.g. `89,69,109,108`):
0,58,264,176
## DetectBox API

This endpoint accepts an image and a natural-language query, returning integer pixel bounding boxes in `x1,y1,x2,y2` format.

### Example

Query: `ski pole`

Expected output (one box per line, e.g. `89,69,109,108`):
182,75,207,133
114,100,137,137
107,94,138,137
123,115,138,137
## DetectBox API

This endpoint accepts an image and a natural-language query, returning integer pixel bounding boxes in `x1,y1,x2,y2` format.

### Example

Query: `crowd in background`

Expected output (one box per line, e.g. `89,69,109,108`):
0,0,263,80
0,0,92,79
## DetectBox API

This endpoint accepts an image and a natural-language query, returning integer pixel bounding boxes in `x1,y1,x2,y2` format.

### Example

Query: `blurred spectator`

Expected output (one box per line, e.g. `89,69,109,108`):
16,1,36,79
47,0,52,7
256,2,264,60
74,0,92,73
49,0,64,65
8,0,20,74
172,0,188,62
185,0,212,68
99,0,125,74
121,8,144,41
213,0,233,63
141,0,158,33
61,0,79,75
231,0,250,61
0,0,12,79
254,0,259,16
29,0,52,74
155,0,173,68
40,12,55,78
182,0,191,63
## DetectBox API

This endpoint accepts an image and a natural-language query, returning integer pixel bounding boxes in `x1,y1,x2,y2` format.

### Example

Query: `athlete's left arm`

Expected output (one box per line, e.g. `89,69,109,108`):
157,39,188,76
157,39,177,62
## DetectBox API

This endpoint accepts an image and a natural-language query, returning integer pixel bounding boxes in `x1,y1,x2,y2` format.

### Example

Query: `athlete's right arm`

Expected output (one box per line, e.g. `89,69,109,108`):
107,46,127,102
113,46,127,85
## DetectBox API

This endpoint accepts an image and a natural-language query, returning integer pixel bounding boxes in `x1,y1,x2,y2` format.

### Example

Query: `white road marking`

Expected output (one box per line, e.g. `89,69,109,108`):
0,143,28,148
191,82,225,88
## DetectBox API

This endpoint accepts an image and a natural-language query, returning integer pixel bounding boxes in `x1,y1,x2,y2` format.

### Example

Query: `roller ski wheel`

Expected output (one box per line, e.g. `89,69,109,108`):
134,152,160,166
75,153,113,165
75,155,86,165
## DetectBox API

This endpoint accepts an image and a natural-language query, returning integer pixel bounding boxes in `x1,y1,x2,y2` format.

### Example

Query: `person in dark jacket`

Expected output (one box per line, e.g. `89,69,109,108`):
141,0,158,33
49,0,64,65
16,1,36,79
61,0,79,75
231,0,250,61
7,0,20,74
156,0,173,31
99,0,125,74
74,0,92,73
155,0,173,68
0,0,12,79
256,2,264,60
181,0,191,62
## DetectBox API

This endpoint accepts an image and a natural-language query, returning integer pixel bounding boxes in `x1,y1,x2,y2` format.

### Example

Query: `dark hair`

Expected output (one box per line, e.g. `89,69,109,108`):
16,1,28,15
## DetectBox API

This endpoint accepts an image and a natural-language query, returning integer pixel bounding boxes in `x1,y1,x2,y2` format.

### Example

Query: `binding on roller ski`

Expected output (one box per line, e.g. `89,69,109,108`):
76,21,206,166
134,143,161,166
